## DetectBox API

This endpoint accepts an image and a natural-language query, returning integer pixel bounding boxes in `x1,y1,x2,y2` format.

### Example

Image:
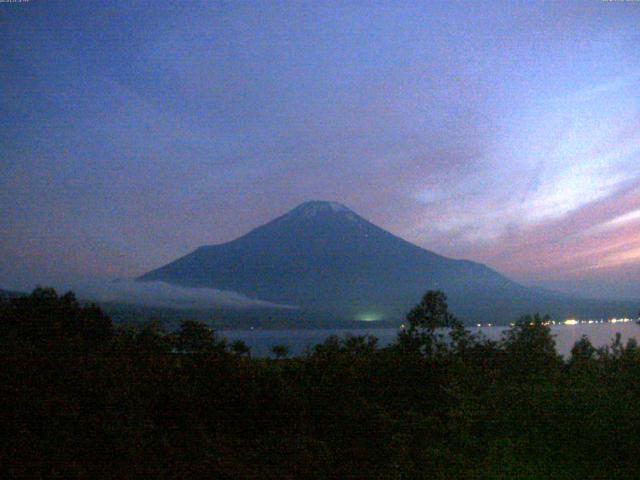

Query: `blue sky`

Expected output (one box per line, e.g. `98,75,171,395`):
2,1,640,299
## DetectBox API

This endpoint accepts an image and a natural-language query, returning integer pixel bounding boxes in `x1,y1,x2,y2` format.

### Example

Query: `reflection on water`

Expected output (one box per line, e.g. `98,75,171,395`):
223,323,640,358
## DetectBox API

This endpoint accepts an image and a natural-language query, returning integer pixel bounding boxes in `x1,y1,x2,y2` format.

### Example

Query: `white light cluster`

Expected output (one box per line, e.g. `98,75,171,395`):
563,318,633,325
472,317,637,328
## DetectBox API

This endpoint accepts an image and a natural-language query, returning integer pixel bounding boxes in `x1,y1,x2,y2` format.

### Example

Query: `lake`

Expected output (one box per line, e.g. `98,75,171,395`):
223,322,640,358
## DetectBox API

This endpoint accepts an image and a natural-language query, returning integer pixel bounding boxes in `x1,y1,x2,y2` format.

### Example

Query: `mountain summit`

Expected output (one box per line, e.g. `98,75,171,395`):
287,200,353,216
138,201,635,323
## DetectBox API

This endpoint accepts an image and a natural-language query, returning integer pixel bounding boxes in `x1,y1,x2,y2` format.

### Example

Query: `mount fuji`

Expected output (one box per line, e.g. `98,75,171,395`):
138,201,637,324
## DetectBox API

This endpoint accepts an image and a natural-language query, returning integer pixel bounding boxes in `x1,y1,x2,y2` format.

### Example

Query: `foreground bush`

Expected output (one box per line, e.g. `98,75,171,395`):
1,288,640,478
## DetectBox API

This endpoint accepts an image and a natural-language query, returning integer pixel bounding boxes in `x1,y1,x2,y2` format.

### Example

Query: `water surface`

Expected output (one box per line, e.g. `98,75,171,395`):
223,323,640,358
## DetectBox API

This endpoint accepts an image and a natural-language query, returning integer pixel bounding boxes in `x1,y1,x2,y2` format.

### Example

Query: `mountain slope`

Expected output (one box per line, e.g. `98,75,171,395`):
138,201,638,323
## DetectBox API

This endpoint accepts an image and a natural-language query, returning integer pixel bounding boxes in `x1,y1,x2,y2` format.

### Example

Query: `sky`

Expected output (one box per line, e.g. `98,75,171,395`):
1,1,640,300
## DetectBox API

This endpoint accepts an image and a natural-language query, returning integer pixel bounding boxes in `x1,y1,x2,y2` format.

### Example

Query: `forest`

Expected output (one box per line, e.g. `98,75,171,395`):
2,288,640,479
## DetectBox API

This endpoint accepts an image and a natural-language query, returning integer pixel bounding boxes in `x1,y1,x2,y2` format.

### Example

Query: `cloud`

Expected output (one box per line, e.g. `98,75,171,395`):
69,280,296,310
428,181,640,298
2,2,640,300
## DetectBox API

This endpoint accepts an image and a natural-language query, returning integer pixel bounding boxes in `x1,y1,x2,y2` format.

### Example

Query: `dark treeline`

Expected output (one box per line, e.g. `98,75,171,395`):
2,288,640,478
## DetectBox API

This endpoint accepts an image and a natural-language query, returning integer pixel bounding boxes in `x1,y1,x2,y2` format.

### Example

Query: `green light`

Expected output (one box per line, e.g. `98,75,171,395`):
356,312,382,322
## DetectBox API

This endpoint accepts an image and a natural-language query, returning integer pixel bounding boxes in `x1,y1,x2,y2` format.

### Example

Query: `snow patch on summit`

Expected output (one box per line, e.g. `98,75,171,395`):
291,201,353,218
326,201,350,212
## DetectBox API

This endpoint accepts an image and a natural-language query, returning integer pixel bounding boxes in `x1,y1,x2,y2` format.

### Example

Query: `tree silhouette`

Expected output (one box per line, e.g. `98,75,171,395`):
0,287,112,351
342,334,378,356
137,319,173,353
230,339,251,357
501,313,560,379
176,320,225,353
570,335,597,363
399,290,460,355
271,344,289,359
3,286,640,478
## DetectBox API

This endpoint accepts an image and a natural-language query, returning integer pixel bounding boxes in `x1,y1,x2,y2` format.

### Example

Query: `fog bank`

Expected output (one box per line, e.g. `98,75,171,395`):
67,279,296,310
